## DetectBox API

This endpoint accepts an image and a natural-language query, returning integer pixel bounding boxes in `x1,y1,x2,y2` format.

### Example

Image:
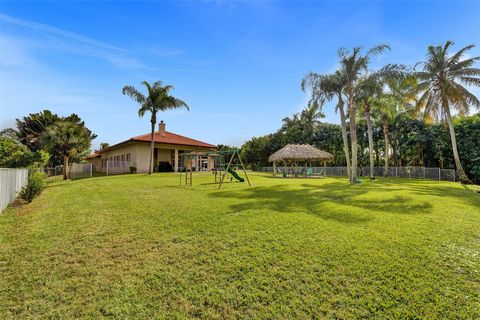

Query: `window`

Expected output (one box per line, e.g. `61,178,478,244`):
126,153,131,162
121,154,125,161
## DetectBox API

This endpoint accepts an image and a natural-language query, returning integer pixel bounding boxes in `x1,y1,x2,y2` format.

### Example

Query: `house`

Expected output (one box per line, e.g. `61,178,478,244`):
87,121,217,173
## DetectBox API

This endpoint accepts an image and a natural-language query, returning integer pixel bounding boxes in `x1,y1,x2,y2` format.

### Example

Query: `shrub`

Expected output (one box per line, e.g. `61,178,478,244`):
20,171,47,203
129,166,137,173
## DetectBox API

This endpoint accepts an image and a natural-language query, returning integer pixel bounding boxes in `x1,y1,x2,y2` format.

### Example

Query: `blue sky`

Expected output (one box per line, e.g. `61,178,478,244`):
1,1,479,149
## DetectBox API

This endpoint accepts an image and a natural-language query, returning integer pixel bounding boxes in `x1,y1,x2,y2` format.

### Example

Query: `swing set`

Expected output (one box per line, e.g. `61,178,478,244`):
179,149,251,189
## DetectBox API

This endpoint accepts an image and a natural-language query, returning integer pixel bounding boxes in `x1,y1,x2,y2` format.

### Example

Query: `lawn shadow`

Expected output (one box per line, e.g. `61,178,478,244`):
209,181,433,224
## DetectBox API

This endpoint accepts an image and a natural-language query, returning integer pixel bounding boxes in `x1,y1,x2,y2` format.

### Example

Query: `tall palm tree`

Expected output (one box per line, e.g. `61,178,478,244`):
338,44,392,182
357,76,383,179
122,81,188,174
414,41,480,183
302,71,352,179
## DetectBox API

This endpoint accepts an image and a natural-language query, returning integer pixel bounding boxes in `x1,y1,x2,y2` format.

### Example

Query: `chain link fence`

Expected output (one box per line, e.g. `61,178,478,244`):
261,166,457,182
70,163,93,180
39,166,64,182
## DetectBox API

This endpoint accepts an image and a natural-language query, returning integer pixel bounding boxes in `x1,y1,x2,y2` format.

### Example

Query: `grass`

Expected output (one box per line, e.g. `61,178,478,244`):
1,172,479,319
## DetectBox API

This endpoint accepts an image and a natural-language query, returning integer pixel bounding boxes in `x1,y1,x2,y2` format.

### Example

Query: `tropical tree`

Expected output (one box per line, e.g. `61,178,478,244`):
302,71,352,179
376,78,416,175
357,76,383,179
15,110,96,166
122,81,189,174
40,121,93,180
16,110,60,151
299,102,325,141
337,44,393,182
414,41,480,183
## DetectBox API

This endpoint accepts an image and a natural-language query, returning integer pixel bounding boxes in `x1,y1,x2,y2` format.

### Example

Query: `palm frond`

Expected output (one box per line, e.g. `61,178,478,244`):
122,86,146,104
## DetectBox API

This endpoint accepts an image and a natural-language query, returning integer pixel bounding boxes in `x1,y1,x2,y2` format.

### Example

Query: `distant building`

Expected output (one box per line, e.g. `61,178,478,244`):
86,121,217,173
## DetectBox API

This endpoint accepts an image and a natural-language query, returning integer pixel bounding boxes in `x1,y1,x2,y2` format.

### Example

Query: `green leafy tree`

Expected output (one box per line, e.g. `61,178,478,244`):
15,110,95,166
414,41,480,183
16,110,60,151
0,128,20,142
40,121,94,180
0,137,49,168
122,81,189,174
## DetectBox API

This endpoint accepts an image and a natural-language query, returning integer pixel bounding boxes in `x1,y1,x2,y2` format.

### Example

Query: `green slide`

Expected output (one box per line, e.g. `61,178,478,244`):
227,167,244,182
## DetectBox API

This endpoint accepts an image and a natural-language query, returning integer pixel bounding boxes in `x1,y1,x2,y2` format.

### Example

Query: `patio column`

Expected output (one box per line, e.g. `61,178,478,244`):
174,148,179,172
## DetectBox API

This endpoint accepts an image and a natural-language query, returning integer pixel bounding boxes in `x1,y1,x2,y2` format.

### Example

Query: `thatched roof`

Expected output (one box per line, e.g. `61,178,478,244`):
268,144,333,162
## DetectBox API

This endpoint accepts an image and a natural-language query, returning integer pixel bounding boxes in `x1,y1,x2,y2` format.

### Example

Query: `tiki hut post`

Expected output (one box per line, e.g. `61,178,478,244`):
273,161,276,176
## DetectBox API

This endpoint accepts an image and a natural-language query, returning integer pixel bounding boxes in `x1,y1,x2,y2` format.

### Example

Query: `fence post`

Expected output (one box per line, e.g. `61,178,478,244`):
395,167,398,178
438,168,441,181
423,167,425,179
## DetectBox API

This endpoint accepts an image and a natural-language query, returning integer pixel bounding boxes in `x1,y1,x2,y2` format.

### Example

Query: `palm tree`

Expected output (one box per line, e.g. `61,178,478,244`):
414,41,480,183
377,78,416,176
357,76,383,179
41,120,92,180
302,71,352,179
299,102,324,144
122,81,189,174
338,44,392,182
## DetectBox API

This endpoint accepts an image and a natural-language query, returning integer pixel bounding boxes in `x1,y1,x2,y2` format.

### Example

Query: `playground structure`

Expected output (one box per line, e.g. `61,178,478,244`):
179,149,251,189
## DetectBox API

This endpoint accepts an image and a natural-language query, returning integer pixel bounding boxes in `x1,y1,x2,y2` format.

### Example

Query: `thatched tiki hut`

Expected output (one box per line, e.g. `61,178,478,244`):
268,144,333,177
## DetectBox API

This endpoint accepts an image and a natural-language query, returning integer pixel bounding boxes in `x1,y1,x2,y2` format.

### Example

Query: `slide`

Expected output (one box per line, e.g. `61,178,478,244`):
227,167,244,182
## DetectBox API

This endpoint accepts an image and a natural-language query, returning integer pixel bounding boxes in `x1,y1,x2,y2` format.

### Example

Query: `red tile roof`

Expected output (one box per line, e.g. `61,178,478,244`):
87,153,101,158
130,131,217,148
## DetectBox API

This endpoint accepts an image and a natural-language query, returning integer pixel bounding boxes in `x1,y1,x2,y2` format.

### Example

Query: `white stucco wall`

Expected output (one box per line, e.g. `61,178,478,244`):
89,142,215,174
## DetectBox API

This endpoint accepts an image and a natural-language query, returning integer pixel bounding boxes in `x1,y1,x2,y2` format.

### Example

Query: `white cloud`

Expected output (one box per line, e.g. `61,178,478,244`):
0,13,126,52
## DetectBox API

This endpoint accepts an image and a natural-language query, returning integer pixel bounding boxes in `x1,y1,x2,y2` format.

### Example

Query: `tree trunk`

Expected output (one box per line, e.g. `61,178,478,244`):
365,108,375,179
383,120,389,177
63,155,69,180
348,98,358,183
149,120,155,175
444,105,471,183
338,100,351,180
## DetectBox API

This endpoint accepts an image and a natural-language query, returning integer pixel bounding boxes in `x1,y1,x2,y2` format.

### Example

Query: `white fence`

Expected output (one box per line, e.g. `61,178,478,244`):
0,168,29,213
106,161,135,175
261,166,457,182
70,163,93,180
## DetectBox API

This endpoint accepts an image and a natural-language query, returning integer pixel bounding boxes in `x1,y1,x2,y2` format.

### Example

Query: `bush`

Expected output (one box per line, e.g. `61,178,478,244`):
20,171,47,203
129,166,137,173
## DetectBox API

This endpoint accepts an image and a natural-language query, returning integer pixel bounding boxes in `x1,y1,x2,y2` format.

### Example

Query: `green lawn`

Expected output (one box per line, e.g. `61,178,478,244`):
1,172,479,319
